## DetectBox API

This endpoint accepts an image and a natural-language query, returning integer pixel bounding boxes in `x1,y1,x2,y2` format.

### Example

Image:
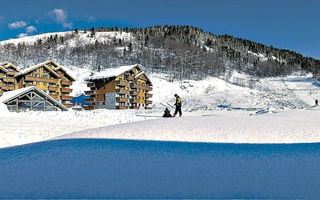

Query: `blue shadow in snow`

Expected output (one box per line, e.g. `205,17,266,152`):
0,139,319,199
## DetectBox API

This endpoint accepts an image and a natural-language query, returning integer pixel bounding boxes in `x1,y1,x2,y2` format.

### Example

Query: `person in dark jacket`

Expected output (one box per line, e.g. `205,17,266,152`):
162,108,172,117
173,94,182,117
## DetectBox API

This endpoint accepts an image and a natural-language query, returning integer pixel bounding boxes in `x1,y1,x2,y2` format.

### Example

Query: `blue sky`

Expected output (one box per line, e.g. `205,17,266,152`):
0,0,319,59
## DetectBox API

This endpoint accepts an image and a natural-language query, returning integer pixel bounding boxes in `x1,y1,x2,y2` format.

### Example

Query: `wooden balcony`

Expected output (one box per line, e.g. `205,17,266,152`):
126,75,134,81
25,76,58,84
50,94,58,99
116,88,129,95
130,83,152,91
145,107,152,110
85,90,95,95
49,86,59,92
61,80,72,86
130,90,139,96
7,71,17,76
2,85,15,90
3,77,15,83
0,73,4,78
115,80,129,86
146,93,153,98
146,100,152,104
25,83,34,87
61,95,72,101
61,87,72,93
116,97,128,102
130,105,139,109
116,105,128,109
63,103,73,108
130,98,139,103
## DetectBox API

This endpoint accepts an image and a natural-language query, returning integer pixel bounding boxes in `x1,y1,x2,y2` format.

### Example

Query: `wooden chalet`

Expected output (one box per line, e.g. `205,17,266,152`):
14,60,75,108
85,64,153,110
0,62,20,96
0,86,68,112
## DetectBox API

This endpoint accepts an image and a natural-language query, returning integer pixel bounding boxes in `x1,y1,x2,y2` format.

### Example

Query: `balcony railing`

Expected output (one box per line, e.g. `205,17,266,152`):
126,75,134,81
61,95,73,101
130,83,152,91
61,87,72,93
115,80,129,86
116,97,128,102
116,105,128,109
63,103,73,108
3,77,15,83
49,86,59,92
50,94,58,99
2,85,15,90
146,100,152,104
61,80,72,86
145,107,152,110
130,98,139,103
130,91,139,96
25,76,58,84
25,83,34,87
146,93,153,98
130,105,139,109
116,88,129,95
7,71,17,76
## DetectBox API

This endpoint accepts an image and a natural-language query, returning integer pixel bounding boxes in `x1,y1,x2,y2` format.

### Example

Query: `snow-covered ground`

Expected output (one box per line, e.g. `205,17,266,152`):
1,68,320,148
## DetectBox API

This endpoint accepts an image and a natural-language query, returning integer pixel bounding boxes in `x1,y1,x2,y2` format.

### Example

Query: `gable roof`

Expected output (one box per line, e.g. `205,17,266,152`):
0,66,8,73
0,86,68,111
1,62,20,71
16,63,60,78
55,66,76,81
43,60,60,68
86,64,141,81
135,71,153,86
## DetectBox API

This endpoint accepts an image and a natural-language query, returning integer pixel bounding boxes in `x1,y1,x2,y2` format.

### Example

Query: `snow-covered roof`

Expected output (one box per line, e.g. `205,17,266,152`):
87,64,141,80
55,66,76,81
0,66,8,73
1,62,20,71
16,62,60,78
135,71,153,86
0,86,68,111
0,87,31,103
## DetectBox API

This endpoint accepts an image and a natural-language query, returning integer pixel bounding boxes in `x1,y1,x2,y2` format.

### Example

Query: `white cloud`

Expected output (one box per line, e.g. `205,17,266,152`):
8,21,27,29
17,33,28,38
25,26,37,33
49,8,73,29
88,16,96,22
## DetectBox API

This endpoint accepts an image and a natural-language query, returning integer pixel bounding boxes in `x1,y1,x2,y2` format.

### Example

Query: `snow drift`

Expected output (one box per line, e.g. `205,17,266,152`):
58,108,320,144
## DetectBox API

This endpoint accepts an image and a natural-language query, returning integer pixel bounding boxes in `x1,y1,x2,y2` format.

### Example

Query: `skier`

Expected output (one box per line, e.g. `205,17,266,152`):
162,108,172,118
173,94,182,117
316,99,318,106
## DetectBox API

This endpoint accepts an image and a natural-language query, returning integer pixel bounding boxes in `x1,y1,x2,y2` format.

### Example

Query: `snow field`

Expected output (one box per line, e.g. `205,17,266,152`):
58,108,320,144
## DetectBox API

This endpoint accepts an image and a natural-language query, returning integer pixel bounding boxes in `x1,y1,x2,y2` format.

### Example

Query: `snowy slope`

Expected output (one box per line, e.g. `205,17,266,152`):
58,108,320,144
0,139,319,198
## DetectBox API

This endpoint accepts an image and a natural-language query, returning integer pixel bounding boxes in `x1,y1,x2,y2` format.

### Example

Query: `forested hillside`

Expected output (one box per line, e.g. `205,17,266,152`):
1,25,319,80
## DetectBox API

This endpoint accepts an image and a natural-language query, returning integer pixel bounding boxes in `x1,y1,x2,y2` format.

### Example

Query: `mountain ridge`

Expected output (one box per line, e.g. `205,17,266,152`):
0,25,319,80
